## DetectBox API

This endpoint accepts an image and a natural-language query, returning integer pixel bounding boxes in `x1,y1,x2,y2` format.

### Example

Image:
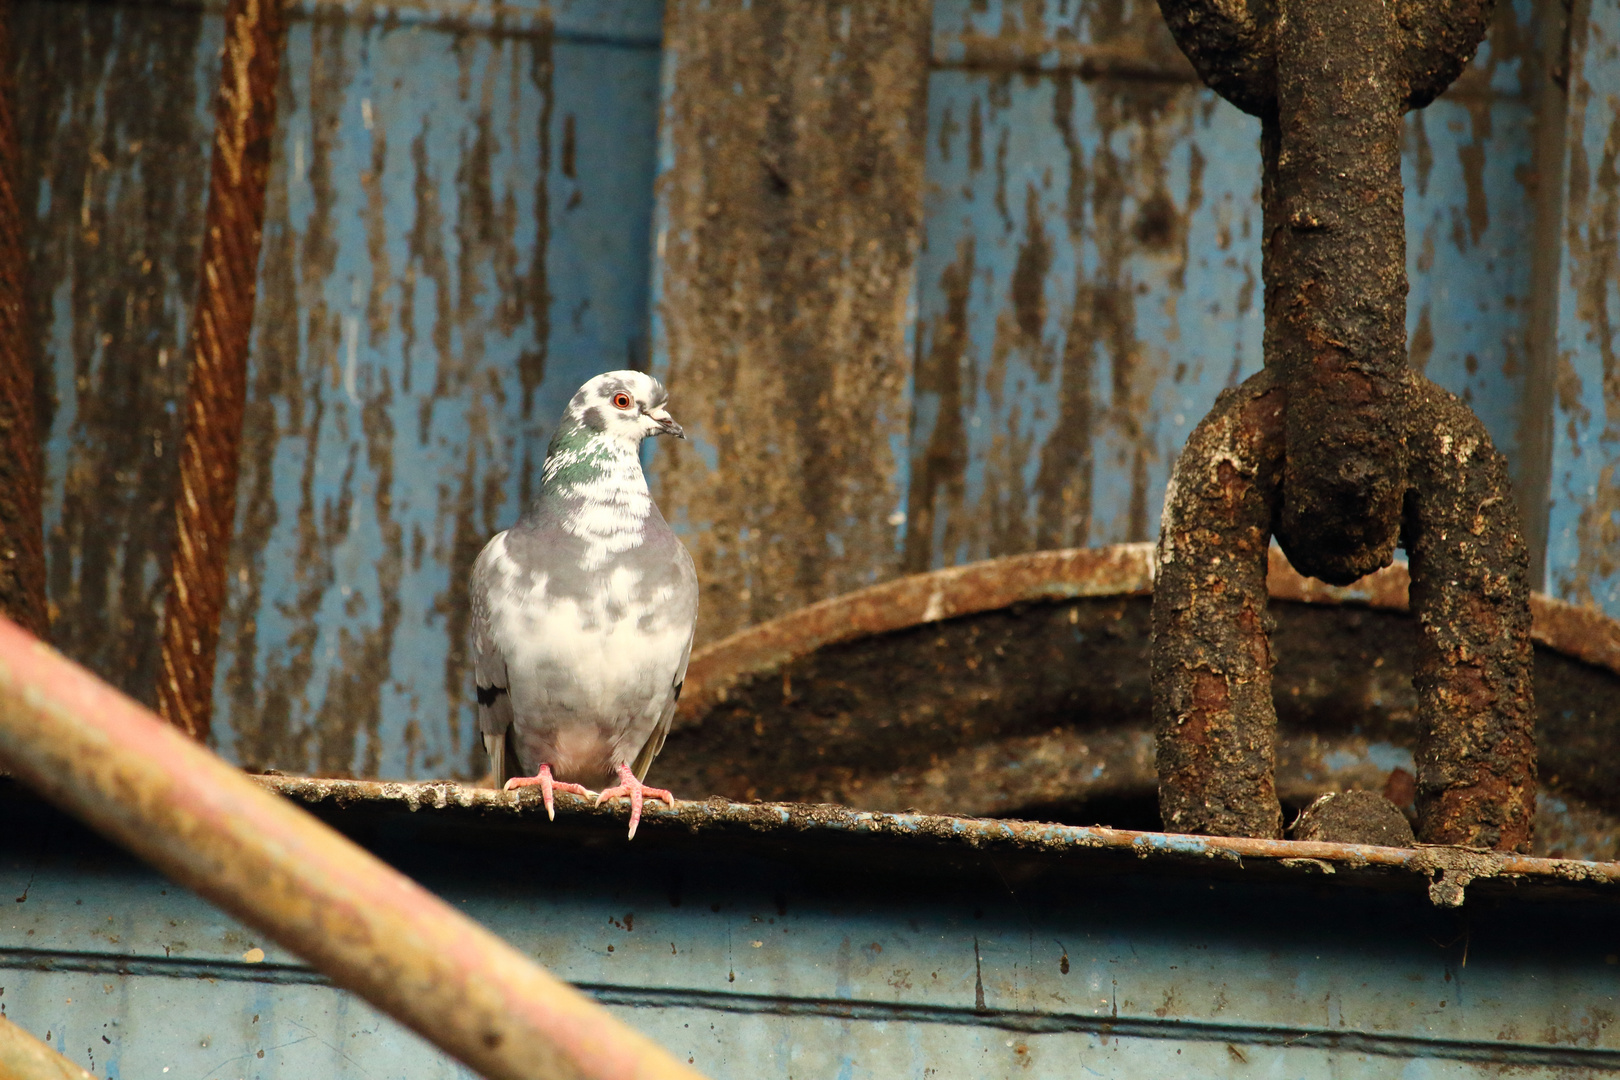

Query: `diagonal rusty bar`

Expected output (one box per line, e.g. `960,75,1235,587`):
157,0,286,741
0,1014,96,1080
0,613,709,1080
0,0,48,641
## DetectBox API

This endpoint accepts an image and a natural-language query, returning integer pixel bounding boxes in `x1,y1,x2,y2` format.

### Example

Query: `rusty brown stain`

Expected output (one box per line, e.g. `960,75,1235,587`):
912,2,1196,568
1409,303,1434,373
16,5,212,704
1558,5,1620,606
157,0,288,742
656,0,932,645
0,0,46,640
660,537,1618,860
904,237,975,574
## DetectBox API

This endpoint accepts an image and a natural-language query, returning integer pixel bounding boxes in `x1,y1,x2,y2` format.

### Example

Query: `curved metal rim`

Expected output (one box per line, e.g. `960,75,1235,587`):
680,542,1620,727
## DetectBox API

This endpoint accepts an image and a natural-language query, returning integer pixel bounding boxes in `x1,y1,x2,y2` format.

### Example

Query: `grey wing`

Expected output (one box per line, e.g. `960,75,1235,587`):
471,537,517,786
631,545,699,783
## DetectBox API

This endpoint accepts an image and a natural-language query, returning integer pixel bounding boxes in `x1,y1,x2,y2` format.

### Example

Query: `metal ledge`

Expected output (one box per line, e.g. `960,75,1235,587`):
259,774,1620,908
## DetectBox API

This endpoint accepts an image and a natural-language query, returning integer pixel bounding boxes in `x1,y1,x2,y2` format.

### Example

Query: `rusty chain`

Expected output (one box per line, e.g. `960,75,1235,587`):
1151,0,1536,851
157,0,287,741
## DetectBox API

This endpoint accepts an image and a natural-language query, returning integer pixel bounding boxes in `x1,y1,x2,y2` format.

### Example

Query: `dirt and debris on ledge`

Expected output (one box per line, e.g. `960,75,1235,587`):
259,774,1620,909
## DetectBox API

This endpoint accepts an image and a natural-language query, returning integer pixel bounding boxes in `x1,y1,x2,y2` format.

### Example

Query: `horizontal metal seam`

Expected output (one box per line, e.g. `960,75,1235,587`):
5,948,1614,1068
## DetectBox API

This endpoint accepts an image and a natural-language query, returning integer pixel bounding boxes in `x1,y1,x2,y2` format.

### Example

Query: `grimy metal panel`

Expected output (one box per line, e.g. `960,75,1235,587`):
18,0,664,780
1548,0,1620,611
13,0,1605,782
906,0,1543,570
3,784,1619,1079
650,0,933,645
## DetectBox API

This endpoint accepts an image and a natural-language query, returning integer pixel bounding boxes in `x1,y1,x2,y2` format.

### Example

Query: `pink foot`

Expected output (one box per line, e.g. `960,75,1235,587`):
505,764,593,821
594,763,676,839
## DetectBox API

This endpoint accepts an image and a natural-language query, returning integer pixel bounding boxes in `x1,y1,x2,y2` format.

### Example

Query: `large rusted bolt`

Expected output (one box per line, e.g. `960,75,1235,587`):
1151,0,1535,851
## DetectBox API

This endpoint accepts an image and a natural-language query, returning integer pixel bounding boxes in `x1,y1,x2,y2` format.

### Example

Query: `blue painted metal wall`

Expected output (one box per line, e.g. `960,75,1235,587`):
15,0,1616,783
3,787,1618,1079
905,0,1541,568
19,0,664,780
1548,0,1620,609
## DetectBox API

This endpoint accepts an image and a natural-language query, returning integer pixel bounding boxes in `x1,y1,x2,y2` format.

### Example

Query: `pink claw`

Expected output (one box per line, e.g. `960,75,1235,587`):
505,764,594,821
594,763,676,839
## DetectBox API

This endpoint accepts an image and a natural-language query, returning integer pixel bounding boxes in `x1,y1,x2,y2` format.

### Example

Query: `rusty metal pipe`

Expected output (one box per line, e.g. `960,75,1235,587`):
158,0,287,741
0,615,708,1080
0,0,48,640
0,1015,95,1080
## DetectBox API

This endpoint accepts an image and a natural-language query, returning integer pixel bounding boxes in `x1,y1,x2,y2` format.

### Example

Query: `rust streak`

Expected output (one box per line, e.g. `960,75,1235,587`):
157,0,288,741
0,0,46,641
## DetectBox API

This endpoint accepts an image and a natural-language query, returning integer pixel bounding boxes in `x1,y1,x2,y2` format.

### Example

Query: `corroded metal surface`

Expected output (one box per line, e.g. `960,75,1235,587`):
9,0,1573,783
1154,383,1536,850
157,0,287,742
14,1,664,779
0,0,45,641
7,767,1620,1078
653,0,932,645
1151,0,1534,850
15,3,216,704
260,774,1620,909
0,1015,95,1080
679,542,1156,724
906,0,1541,577
0,614,708,1080
660,543,1617,861
1547,0,1620,612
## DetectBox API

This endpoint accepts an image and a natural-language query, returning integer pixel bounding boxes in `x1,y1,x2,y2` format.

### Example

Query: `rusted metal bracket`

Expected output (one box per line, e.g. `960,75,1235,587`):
0,0,48,641
157,0,287,741
1152,0,1537,850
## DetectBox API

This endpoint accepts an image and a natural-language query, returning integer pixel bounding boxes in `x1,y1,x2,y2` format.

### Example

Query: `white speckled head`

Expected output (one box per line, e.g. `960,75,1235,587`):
563,370,684,446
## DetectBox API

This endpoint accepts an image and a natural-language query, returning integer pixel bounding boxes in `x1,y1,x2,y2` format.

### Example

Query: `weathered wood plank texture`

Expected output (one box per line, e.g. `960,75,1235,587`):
651,0,934,645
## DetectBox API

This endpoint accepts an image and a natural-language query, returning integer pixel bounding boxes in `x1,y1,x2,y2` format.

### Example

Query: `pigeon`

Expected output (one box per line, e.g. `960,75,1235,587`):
469,370,698,838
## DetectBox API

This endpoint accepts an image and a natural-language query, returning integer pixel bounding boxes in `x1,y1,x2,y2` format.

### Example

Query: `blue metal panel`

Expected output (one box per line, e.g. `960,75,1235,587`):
907,0,1541,569
1547,0,1620,611
210,2,662,781
21,0,663,779
3,786,1618,1078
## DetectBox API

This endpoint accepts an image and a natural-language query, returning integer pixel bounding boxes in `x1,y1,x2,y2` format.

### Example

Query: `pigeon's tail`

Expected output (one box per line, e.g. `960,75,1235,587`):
482,727,523,788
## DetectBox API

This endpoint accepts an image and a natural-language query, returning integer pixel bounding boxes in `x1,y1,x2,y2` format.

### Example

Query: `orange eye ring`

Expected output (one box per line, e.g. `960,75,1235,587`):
612,392,634,411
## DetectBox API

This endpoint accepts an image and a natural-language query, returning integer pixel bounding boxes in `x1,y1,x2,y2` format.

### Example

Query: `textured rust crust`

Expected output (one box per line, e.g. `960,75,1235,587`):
654,0,932,645
157,0,287,741
1405,380,1537,850
1150,0,1529,849
1154,371,1536,850
1152,371,1287,839
0,0,46,640
1158,0,1495,585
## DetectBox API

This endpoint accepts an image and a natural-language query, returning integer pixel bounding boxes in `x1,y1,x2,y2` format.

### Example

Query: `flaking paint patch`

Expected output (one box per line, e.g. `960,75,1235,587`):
16,3,215,704
1552,0,1620,609
655,0,932,644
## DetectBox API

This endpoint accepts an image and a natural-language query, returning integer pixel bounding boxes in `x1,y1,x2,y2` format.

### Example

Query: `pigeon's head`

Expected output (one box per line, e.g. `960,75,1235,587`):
566,370,685,445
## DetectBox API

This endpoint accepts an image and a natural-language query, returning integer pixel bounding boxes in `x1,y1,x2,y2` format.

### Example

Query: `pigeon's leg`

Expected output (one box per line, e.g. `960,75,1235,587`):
594,763,676,839
504,764,593,821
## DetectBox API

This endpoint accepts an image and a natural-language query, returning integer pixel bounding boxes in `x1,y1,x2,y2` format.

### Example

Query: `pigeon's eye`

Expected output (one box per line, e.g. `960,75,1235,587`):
612,392,634,411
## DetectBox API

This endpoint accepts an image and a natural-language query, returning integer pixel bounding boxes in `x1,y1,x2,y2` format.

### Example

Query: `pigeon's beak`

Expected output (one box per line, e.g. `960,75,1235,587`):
648,407,686,439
